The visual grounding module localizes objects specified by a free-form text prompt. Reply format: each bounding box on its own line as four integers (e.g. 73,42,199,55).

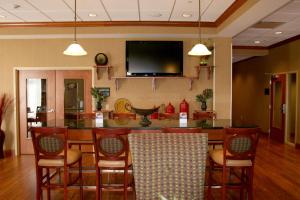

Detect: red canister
179,99,189,117
165,102,175,113
150,106,159,119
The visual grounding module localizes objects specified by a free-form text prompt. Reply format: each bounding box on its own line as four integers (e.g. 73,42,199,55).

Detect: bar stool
208,128,260,200
31,127,83,200
92,128,132,200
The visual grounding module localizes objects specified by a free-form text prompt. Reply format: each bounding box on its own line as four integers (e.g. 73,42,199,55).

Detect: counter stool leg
79,158,83,200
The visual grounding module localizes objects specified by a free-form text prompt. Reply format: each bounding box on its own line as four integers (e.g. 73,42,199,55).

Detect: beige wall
214,38,232,119
233,39,300,144
0,27,232,153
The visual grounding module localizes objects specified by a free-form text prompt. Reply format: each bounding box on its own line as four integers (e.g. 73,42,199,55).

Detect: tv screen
126,41,183,77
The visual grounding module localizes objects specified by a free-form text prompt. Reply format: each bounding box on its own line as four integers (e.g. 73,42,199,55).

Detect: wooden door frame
270,74,286,143
269,71,298,145
285,72,298,146
13,67,95,156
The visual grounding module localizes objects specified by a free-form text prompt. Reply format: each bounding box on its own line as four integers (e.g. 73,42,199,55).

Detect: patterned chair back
92,128,130,161
31,127,67,160
128,132,208,200
161,127,202,133
78,112,96,119
224,128,260,160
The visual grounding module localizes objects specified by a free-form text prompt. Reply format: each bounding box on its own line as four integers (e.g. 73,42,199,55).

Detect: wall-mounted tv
126,41,183,77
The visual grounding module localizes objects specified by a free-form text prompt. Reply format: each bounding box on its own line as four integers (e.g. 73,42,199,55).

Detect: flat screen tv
126,41,183,77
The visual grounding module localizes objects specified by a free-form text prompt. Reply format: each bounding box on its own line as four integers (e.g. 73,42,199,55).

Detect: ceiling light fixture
182,13,192,18
0,15,6,18
188,0,211,56
275,31,282,35
254,40,261,44
150,12,162,17
63,0,87,56
88,13,97,17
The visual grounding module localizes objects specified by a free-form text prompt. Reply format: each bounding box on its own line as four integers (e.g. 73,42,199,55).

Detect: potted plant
90,87,107,111
0,94,13,159
196,89,213,111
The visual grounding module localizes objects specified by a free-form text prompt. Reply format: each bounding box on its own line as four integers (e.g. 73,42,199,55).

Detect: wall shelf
112,76,198,92
94,65,113,80
195,65,215,80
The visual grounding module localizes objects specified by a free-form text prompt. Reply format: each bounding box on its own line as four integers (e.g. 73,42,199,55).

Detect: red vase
150,106,159,119
165,102,175,113
180,99,189,117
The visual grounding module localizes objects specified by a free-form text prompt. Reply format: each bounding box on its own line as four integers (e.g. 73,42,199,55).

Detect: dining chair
128,132,208,200
112,112,136,120
158,113,179,120
208,128,260,200
193,111,216,120
92,128,133,200
68,112,95,152
78,112,96,119
31,127,83,200
161,127,202,133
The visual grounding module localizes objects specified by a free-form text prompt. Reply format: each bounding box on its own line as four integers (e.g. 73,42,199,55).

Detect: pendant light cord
74,0,77,42
198,0,201,43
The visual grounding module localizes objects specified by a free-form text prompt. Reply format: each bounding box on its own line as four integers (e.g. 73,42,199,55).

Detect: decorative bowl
126,105,160,127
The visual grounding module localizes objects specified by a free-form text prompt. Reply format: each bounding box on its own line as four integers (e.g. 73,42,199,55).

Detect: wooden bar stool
92,128,132,200
112,112,136,119
68,112,95,153
31,127,83,200
208,128,260,200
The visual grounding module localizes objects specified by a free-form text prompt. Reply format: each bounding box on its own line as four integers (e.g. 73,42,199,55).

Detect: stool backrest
224,128,260,161
92,128,130,162
161,127,202,133
31,127,67,161
78,112,96,119
112,113,136,120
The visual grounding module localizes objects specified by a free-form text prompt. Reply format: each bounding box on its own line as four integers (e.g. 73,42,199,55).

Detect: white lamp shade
188,43,212,56
63,42,87,56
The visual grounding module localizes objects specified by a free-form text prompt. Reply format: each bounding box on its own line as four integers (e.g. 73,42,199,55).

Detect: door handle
281,104,286,114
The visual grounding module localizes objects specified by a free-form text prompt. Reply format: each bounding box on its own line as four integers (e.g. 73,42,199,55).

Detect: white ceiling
0,0,235,23
233,0,300,47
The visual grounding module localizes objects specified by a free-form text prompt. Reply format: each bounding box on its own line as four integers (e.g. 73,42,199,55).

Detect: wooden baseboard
296,143,300,149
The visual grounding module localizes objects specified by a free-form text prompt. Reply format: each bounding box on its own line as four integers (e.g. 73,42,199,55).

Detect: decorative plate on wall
114,98,131,113
95,53,108,65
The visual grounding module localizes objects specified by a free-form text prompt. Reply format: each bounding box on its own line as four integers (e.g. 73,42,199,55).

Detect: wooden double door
270,74,286,143
19,70,92,154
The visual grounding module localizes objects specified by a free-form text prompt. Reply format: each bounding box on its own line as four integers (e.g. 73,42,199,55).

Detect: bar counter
31,118,250,142
36,118,231,129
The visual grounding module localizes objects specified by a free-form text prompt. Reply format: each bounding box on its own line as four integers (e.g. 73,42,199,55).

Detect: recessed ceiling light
182,13,192,18
254,40,261,44
150,13,162,17
275,31,282,35
0,15,6,18
88,13,97,17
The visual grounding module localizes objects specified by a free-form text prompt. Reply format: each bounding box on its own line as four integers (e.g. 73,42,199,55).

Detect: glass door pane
272,81,282,129
64,79,84,119
26,79,47,138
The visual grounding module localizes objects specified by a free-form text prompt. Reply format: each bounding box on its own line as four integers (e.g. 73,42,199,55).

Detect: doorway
270,73,298,144
18,69,92,154
286,73,297,145
270,74,286,143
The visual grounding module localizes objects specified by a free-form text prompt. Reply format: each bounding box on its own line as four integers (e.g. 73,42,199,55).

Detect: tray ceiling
0,0,235,23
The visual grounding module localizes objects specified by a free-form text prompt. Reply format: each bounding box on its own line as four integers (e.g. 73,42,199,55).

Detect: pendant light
63,0,87,56
188,0,211,56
